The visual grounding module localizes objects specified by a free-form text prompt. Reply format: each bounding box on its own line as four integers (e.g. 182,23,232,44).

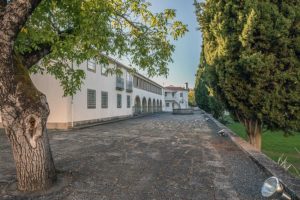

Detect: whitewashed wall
164,89,189,112
32,74,72,124
0,59,165,129
71,62,133,123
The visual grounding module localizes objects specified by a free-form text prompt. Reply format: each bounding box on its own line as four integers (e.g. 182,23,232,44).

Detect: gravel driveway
0,112,268,199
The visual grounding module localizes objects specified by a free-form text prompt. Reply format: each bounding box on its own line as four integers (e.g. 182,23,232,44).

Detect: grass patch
223,116,300,177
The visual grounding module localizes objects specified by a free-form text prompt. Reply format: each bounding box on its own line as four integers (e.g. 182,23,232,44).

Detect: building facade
0,57,164,129
164,85,189,112
132,73,163,115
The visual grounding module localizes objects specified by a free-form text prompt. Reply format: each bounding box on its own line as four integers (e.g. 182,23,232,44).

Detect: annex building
164,85,189,112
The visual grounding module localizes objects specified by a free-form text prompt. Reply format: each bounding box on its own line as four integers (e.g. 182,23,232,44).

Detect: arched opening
153,99,156,112
156,99,159,112
134,96,141,115
142,97,147,113
148,98,152,113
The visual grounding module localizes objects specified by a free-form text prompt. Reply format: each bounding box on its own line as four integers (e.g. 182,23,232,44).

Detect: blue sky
148,0,203,88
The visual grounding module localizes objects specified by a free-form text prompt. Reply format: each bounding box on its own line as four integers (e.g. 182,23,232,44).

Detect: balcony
126,81,133,93
116,77,124,91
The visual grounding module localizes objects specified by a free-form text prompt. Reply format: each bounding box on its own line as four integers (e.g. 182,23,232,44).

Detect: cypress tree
195,0,300,150
195,45,224,119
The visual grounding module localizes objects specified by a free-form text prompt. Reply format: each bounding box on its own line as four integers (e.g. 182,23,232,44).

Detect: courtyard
0,112,268,200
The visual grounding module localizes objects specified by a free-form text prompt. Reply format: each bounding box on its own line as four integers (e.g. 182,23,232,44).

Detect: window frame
127,95,131,108
101,63,108,76
101,91,108,108
87,60,96,72
87,89,96,109
117,94,122,108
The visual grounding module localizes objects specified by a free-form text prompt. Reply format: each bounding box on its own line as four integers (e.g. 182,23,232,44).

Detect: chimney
185,82,188,90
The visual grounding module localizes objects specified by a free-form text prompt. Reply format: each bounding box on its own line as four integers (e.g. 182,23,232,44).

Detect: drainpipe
71,60,74,128
71,95,74,128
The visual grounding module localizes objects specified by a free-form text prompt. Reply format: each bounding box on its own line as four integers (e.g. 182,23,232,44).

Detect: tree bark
0,55,56,191
5,118,56,191
0,0,56,192
245,119,262,151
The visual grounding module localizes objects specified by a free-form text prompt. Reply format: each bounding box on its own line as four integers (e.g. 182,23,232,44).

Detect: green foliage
188,90,197,107
195,0,300,133
15,0,188,96
225,115,300,176
194,49,224,119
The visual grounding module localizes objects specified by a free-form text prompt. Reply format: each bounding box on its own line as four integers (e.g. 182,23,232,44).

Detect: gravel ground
0,112,268,199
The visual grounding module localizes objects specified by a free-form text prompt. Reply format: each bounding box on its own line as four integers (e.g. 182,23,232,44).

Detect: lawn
224,116,300,177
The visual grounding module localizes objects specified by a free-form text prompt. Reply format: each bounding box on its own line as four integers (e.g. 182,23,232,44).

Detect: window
133,76,138,87
101,91,108,108
101,63,108,76
127,95,131,108
126,72,132,82
180,93,183,97
87,60,96,72
87,89,96,109
172,92,175,97
166,103,169,107
165,92,167,97
117,94,122,108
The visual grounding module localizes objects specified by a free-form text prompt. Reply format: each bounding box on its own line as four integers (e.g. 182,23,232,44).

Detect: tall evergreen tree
195,48,210,112
195,46,224,119
195,0,300,150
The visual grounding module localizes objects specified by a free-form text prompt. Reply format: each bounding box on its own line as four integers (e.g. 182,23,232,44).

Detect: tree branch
21,27,75,69
22,44,51,69
114,12,140,31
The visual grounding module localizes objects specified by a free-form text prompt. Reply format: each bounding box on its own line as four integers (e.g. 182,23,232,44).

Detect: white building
0,57,164,129
164,85,189,112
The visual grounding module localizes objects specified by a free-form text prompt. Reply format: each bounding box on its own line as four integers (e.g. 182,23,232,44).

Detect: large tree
195,0,300,150
194,48,224,119
0,0,187,192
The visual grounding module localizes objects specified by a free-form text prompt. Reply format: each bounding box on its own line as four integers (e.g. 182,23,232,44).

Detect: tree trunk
0,0,55,192
0,56,56,192
245,119,262,151
5,121,56,191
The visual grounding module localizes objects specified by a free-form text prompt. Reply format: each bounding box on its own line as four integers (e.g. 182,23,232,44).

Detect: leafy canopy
195,0,300,133
15,0,188,95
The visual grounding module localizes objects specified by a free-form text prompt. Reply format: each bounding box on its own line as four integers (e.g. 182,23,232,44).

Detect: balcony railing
116,77,124,91
126,81,133,93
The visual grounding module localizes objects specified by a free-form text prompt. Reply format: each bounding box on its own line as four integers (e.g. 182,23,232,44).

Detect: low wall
0,115,133,130
204,112,300,199
172,109,194,115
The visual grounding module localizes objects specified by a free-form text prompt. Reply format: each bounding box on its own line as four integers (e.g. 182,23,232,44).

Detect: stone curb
70,112,163,130
204,113,300,199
